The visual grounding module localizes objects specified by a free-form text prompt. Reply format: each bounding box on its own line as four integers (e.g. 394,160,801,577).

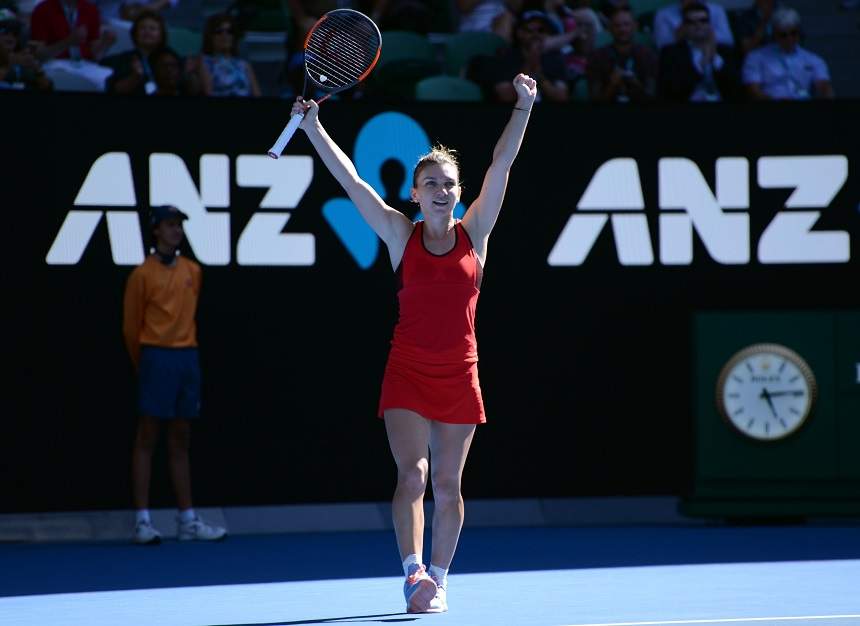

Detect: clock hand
766,390,805,398
759,387,779,418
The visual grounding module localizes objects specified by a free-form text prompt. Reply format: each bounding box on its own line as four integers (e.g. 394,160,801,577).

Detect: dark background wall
3,92,859,513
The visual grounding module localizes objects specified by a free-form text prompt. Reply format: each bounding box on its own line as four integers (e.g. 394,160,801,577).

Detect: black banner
4,92,859,512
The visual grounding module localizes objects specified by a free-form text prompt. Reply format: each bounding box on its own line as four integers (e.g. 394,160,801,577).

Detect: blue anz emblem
322,112,465,269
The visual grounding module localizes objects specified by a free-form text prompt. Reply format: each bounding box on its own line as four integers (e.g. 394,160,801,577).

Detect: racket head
302,9,382,97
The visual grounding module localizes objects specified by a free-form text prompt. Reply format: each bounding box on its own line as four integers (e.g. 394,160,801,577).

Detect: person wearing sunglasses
197,12,261,97
742,7,833,100
657,2,741,102
653,0,734,50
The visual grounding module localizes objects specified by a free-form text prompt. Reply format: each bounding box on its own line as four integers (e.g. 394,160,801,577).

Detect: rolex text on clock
715,343,818,442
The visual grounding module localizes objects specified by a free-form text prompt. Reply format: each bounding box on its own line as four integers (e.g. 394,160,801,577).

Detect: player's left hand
513,73,537,109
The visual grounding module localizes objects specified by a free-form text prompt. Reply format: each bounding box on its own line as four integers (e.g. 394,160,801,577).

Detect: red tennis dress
378,221,486,424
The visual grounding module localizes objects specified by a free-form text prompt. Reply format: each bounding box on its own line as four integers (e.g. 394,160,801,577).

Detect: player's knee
430,472,462,507
397,460,429,497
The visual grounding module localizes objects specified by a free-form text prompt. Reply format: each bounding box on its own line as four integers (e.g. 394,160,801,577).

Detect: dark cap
149,205,189,226
518,10,559,33
0,8,21,32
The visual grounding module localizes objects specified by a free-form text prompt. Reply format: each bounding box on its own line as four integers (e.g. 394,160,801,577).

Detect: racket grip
268,112,305,159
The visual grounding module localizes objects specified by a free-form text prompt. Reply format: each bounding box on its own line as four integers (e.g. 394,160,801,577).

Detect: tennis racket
267,9,382,159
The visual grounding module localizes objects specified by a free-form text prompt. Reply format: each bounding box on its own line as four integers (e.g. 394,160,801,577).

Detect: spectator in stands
587,6,657,102
732,0,779,57
522,0,578,51
568,6,602,74
570,0,604,33
742,7,834,99
0,7,53,89
29,0,117,60
455,0,517,42
197,12,260,97
124,205,227,545
469,9,569,102
101,9,169,94
653,0,733,49
149,44,197,94
658,1,741,102
521,0,585,86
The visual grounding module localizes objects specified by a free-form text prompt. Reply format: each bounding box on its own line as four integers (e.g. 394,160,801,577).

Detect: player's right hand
293,97,319,130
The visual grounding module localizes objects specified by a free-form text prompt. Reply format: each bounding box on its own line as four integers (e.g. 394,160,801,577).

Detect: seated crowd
0,0,840,101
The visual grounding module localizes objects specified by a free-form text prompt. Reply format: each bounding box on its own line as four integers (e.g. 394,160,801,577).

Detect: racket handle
268,112,305,159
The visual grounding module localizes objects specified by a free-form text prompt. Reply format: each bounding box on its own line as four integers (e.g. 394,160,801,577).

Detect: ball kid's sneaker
403,564,437,613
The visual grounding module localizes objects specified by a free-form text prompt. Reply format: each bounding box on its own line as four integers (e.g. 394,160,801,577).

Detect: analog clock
716,343,817,442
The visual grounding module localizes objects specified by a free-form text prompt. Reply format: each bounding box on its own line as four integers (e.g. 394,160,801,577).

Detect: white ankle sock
402,553,421,576
178,508,197,523
429,564,448,588
135,509,151,524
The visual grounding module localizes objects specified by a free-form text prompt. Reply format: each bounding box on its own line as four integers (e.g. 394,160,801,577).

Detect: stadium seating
442,31,508,77
415,75,483,101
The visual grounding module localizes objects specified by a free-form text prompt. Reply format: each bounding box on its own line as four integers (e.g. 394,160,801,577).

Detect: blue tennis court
2,524,859,626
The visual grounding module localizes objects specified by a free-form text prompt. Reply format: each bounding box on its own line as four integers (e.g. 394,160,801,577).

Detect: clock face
716,344,817,442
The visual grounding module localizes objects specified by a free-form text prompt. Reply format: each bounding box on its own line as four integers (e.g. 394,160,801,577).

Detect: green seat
168,27,203,57
442,31,508,77
372,58,441,99
415,75,483,101
378,30,436,68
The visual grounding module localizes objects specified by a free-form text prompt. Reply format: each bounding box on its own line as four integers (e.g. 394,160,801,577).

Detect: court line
560,615,860,626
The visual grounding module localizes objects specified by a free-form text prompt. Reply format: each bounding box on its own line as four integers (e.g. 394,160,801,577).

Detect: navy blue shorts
138,346,201,419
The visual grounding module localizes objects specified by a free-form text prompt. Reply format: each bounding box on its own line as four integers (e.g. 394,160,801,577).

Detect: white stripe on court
561,615,860,626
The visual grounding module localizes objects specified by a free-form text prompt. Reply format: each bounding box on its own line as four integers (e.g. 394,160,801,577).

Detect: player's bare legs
384,408,437,612
429,422,475,570
384,409,431,560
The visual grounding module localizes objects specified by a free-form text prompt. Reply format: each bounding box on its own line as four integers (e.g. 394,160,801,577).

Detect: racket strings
306,33,374,83
305,12,380,90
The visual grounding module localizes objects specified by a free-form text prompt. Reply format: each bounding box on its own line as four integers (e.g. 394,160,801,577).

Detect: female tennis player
292,73,536,614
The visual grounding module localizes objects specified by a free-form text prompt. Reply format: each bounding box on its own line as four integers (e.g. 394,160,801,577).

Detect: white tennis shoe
133,520,162,545
427,575,448,613
177,516,227,541
403,564,437,613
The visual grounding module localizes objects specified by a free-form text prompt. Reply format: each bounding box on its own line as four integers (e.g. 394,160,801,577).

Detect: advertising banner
4,92,859,511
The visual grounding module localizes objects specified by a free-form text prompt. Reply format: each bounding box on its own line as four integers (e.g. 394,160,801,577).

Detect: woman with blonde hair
289,73,537,614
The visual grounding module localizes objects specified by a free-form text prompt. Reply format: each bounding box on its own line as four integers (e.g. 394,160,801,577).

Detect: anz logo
46,114,850,268
46,112,463,269
548,156,850,266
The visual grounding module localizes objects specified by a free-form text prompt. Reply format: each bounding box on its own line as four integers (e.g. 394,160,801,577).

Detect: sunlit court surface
2,524,859,626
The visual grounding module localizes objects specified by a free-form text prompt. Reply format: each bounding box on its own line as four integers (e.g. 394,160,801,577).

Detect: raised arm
462,74,536,261
294,99,413,265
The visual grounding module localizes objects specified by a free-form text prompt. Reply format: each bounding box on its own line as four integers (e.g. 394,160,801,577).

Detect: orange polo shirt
123,255,201,368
